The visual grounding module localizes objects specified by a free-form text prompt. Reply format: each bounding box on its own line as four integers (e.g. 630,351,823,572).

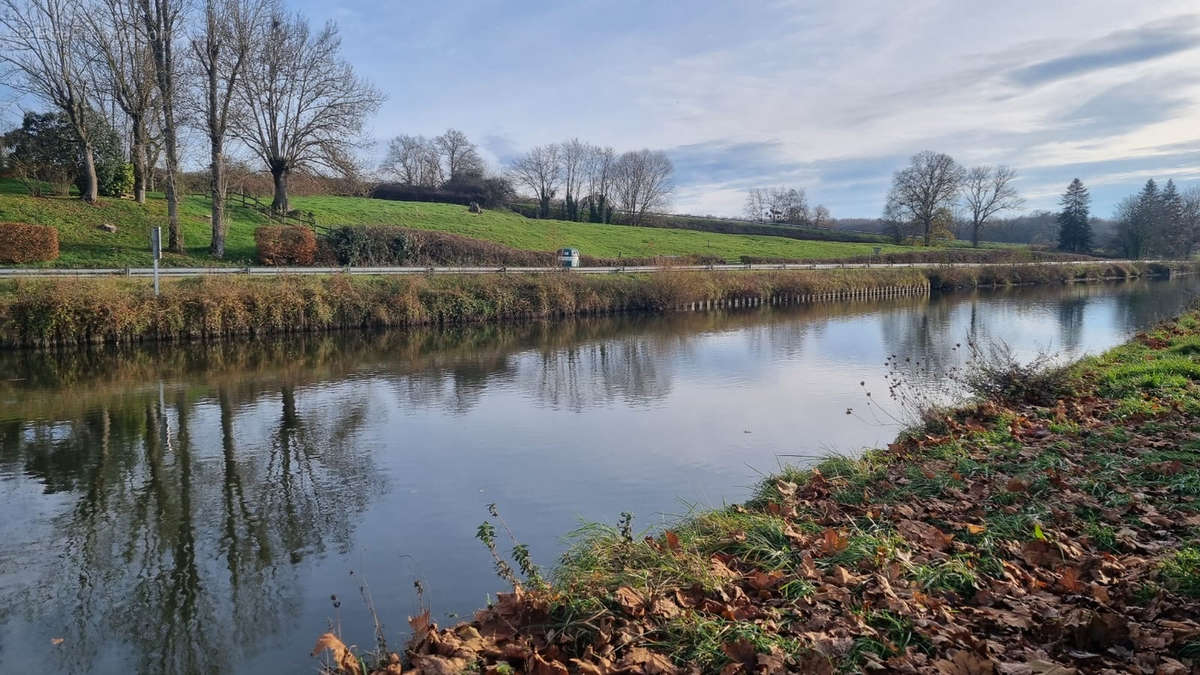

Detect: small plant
955,339,1071,407
476,504,546,589
1160,547,1200,597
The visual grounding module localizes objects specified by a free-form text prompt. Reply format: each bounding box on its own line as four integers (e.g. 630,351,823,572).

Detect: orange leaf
664,530,681,554
312,632,362,675
821,528,849,554
966,524,986,535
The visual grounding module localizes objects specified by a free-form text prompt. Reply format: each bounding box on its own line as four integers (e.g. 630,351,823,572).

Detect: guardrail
0,260,1173,278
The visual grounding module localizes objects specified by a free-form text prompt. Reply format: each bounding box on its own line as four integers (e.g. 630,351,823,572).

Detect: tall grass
0,261,1185,348
0,269,932,347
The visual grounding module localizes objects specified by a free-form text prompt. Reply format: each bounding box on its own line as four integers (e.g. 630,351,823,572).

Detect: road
0,259,1165,278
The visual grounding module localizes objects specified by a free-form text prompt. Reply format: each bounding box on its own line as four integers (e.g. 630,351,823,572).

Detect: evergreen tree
1161,179,1184,252
1057,178,1091,252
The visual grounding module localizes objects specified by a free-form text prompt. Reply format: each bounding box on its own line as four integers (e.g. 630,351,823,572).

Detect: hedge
0,223,60,263
255,226,316,265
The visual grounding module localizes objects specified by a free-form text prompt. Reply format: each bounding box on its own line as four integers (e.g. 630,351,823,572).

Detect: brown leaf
966,523,986,535
1005,477,1029,492
748,569,785,591
898,519,954,551
664,530,681,553
621,646,681,674
410,653,470,675
311,632,362,675
529,651,570,675
50,637,64,646
1020,539,1063,568
613,586,645,617
933,649,996,674
1057,566,1083,593
820,528,849,554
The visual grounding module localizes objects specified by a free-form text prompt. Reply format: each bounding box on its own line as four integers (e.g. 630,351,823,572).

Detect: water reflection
0,278,1196,674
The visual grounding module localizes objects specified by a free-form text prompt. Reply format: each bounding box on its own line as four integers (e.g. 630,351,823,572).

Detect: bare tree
0,0,101,202
613,149,673,225
582,144,615,223
962,165,1023,247
433,128,481,181
87,0,158,203
232,10,383,214
812,204,831,229
190,0,265,258
137,0,185,251
885,151,964,246
560,138,586,220
744,188,766,222
508,143,560,218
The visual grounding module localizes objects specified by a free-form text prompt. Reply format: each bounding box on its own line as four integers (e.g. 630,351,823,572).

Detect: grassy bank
329,308,1200,674
0,262,1186,348
0,180,920,267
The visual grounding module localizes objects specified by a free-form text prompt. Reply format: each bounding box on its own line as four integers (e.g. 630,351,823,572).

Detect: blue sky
8,0,1200,219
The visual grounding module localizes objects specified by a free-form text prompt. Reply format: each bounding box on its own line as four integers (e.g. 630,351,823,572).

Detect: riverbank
324,307,1200,674
0,261,1188,348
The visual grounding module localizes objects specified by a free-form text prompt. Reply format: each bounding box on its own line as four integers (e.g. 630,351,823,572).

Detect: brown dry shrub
0,223,59,263
255,226,316,266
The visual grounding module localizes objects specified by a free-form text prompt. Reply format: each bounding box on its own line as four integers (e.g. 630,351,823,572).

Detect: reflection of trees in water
0,379,377,674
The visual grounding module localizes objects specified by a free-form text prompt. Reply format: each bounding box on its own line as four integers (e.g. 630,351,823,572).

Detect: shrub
254,226,316,265
321,226,552,267
0,222,59,263
956,340,1071,406
325,226,407,266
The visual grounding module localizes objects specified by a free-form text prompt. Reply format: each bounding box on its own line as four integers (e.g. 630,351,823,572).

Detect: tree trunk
270,161,289,214
209,137,226,258
131,114,147,204
80,143,99,203
971,219,981,247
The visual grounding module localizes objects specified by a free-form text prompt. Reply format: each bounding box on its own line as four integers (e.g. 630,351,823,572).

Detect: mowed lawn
0,180,914,267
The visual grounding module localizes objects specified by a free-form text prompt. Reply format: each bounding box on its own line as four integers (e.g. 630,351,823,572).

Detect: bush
0,222,59,263
321,226,552,267
325,226,407,266
955,340,1071,406
255,226,316,265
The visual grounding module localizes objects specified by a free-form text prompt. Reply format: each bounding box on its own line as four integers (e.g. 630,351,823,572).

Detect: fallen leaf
312,632,362,675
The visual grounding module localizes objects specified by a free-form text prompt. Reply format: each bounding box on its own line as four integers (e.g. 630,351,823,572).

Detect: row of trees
379,130,676,226
0,0,382,256
883,151,1024,247
742,187,831,227
507,141,673,225
1113,179,1200,258
379,129,483,187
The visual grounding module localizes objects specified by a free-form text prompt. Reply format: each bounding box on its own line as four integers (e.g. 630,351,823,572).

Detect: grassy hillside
0,180,917,267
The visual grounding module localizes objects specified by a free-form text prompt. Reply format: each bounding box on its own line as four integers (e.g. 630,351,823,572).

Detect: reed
0,262,1185,348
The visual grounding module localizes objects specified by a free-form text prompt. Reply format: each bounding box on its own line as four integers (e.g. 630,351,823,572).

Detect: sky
7,0,1200,219
283,0,1200,219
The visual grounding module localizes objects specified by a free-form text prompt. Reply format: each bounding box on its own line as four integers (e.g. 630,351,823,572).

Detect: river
0,277,1196,673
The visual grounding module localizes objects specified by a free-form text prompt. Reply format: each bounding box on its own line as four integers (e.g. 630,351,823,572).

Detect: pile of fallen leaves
317,319,1200,674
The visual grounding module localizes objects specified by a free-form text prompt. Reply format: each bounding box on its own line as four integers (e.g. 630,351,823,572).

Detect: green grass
0,179,920,267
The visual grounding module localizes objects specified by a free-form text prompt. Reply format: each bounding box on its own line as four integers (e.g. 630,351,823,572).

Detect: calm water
0,278,1196,673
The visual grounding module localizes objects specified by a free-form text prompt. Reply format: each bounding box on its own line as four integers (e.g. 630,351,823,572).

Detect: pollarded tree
1057,178,1091,253
962,165,1023,247
885,151,964,246
0,0,101,202
233,10,383,214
